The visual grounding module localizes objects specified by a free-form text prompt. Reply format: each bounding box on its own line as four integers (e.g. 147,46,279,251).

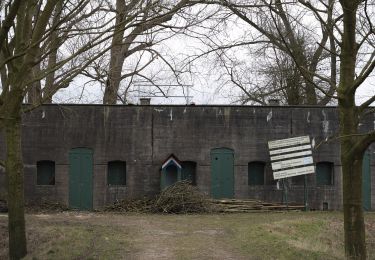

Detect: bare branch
0,0,22,49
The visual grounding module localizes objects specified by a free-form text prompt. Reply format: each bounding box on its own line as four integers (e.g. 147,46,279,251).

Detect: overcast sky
53,2,375,106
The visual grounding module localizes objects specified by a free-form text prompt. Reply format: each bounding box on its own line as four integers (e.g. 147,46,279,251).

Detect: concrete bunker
0,105,373,211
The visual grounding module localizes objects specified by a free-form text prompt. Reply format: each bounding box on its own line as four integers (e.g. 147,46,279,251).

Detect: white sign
269,144,312,155
268,136,310,149
268,136,314,180
271,156,313,171
271,150,312,161
273,166,315,179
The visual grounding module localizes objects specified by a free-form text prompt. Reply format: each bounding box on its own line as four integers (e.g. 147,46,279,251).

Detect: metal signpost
133,82,193,105
268,136,315,211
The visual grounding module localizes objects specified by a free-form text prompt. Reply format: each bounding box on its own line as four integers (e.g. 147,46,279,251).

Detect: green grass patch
1,212,375,259
218,212,345,259
23,220,133,260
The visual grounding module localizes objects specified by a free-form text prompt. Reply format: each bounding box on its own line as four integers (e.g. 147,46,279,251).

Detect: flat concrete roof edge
22,103,347,109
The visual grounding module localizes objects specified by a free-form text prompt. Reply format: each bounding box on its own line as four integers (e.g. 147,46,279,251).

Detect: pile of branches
104,181,213,214
104,198,154,213
152,180,212,214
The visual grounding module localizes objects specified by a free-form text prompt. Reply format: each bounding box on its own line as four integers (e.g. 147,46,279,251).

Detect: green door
362,152,371,211
211,148,234,199
69,148,93,210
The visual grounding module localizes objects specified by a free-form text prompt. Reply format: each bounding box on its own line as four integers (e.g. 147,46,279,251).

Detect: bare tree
23,0,112,105
336,1,375,258
260,45,305,105
190,0,337,105
101,0,201,104
0,1,116,258
212,34,317,105
205,0,375,258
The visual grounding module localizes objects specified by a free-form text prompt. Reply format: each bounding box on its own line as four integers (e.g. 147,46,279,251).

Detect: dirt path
17,213,247,259
2,212,360,259
117,215,247,260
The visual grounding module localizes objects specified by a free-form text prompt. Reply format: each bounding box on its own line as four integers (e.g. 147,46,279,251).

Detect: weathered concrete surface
0,105,374,210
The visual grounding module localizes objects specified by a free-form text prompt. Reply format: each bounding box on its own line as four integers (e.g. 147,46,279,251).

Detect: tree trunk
26,66,42,104
339,95,366,260
338,1,365,258
103,54,125,105
103,0,126,105
340,102,365,259
4,110,27,259
43,0,64,104
342,151,366,259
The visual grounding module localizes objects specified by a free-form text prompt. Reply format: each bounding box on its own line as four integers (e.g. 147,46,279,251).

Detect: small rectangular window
248,162,265,185
181,161,197,185
108,161,126,186
316,162,334,185
37,161,55,185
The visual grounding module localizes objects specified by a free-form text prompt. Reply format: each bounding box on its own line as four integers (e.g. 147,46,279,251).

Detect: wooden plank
271,156,313,171
273,165,315,179
271,150,312,161
269,144,311,155
268,136,310,149
212,198,305,213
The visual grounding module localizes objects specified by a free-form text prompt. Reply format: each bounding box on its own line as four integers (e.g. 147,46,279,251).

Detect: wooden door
211,148,234,199
69,148,93,210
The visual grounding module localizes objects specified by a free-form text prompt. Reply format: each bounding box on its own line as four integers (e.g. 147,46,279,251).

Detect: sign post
282,178,289,208
268,136,314,211
304,175,309,211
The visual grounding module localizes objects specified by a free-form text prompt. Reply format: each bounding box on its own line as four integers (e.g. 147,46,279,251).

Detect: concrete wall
0,104,374,210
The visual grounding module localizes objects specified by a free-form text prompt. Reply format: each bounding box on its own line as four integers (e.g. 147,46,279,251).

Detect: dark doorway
165,164,178,187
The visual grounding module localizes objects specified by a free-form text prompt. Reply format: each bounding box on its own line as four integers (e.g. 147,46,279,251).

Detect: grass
225,214,343,259
1,212,375,259
20,214,135,260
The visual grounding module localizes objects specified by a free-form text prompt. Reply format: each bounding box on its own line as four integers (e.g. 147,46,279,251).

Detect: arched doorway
160,154,182,190
165,164,178,187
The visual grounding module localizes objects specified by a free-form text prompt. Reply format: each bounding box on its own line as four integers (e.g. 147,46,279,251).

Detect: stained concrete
0,104,374,210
